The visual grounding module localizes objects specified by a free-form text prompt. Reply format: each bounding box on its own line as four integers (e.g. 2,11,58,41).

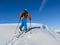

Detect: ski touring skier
5,10,31,45
19,9,31,33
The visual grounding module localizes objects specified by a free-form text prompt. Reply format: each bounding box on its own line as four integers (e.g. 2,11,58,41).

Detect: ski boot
19,27,22,32
24,30,27,33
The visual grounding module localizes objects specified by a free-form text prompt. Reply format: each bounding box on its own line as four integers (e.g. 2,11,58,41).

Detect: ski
5,27,33,45
5,31,24,45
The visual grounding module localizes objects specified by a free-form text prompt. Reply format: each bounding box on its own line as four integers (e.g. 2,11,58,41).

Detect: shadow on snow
27,26,40,32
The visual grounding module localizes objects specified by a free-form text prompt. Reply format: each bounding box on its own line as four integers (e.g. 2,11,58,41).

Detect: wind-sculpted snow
0,23,60,45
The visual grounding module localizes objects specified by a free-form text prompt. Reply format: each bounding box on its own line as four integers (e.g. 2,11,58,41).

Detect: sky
0,0,60,29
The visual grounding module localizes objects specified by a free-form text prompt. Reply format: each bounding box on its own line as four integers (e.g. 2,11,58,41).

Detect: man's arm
27,13,31,20
19,12,23,19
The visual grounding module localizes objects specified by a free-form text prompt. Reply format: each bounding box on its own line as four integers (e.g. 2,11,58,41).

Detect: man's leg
24,23,27,33
19,23,23,31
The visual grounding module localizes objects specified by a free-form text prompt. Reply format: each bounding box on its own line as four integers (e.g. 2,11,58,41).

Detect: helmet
24,9,28,13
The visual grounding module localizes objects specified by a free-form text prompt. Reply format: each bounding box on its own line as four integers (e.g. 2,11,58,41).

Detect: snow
54,29,60,37
0,23,60,45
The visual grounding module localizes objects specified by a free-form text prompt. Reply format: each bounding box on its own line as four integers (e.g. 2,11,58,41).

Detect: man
19,9,31,33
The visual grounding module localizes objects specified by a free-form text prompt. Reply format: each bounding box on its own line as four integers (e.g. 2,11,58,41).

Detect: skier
19,9,31,33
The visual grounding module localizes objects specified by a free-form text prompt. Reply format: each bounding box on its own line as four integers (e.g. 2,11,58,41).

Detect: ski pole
30,20,32,34
30,20,31,27
15,19,20,34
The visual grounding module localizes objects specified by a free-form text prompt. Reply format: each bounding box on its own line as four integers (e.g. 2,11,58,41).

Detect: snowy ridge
54,29,60,37
0,23,60,45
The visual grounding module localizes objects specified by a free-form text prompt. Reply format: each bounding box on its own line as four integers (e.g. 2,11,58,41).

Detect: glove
29,18,31,23
29,18,31,20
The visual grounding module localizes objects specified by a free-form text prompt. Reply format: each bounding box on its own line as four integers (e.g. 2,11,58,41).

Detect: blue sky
0,0,60,29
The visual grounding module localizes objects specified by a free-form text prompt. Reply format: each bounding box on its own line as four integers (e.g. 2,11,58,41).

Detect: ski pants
20,17,27,30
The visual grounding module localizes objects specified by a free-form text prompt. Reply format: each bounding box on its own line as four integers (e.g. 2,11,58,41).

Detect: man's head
24,9,28,13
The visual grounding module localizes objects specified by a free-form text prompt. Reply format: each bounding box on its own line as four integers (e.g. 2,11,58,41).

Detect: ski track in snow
0,23,60,45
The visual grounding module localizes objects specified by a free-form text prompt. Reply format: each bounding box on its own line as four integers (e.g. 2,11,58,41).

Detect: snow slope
0,23,60,45
54,29,60,36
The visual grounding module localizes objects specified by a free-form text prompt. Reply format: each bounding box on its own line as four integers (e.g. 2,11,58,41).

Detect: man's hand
29,18,31,21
